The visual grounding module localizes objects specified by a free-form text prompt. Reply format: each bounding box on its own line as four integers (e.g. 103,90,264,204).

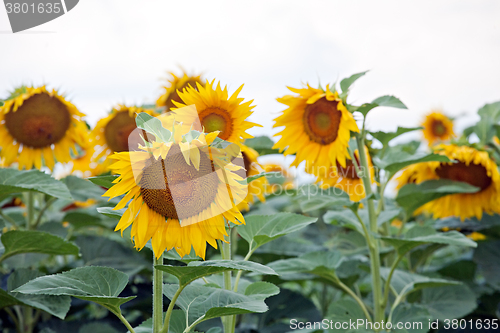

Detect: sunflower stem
26,192,35,230
356,133,384,328
220,230,234,333
153,253,163,333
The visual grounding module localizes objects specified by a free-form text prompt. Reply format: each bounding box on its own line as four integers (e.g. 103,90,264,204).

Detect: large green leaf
4,269,71,319
0,230,79,263
395,180,479,217
421,285,477,320
155,260,277,286
356,95,407,116
473,240,500,288
13,266,135,314
244,136,280,155
324,210,365,235
62,175,105,201
0,169,72,200
298,185,351,212
88,175,119,189
268,251,343,282
237,213,317,252
370,127,422,148
380,268,460,296
474,101,500,144
340,71,368,93
96,207,125,220
391,304,431,333
375,151,452,177
63,210,108,229
327,299,374,333
381,230,476,256
163,283,278,326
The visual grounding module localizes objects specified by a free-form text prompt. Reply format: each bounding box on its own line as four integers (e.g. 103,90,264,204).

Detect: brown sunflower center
104,111,140,152
303,97,342,145
165,79,201,111
436,162,492,191
4,93,71,148
139,145,219,220
199,107,233,140
336,156,360,180
432,120,447,137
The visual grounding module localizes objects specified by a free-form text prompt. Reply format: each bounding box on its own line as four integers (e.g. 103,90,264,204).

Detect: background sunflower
237,144,267,211
156,70,204,112
422,111,454,146
0,86,88,171
273,84,359,176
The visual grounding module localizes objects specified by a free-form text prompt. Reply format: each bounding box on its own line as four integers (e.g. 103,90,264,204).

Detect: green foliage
0,230,79,263
14,266,135,314
88,175,119,189
396,179,480,217
0,169,73,200
340,71,368,93
375,150,452,178
355,95,407,116
244,136,280,155
370,127,422,148
62,175,105,201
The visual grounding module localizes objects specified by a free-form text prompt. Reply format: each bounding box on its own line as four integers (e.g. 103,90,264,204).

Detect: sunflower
156,70,204,112
262,163,294,194
91,105,154,171
273,84,359,176
170,80,260,145
396,144,500,220
103,118,247,259
237,145,267,211
313,146,375,201
0,86,88,170
71,145,106,178
422,111,454,146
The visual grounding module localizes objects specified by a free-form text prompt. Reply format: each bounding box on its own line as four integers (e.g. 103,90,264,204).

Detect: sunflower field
1,70,500,333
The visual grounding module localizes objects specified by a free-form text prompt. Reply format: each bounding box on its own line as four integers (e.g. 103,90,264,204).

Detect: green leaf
244,136,280,155
0,169,72,200
244,281,280,300
374,150,452,177
474,101,500,144
237,213,317,252
245,171,280,184
327,299,373,333
381,231,477,256
268,251,343,282
324,210,365,235
340,71,368,93
0,230,79,263
473,240,500,288
370,127,422,147
128,310,187,333
155,260,277,286
96,207,124,220
380,268,460,296
0,269,71,319
298,185,352,212
63,210,108,229
13,266,135,314
395,180,480,217
391,304,431,333
62,175,105,201
88,175,119,189
421,285,477,320
163,284,277,326
135,112,172,142
356,95,407,116
79,323,121,333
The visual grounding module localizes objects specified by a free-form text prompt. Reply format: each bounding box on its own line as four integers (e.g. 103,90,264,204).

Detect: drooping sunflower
397,144,500,220
313,146,375,201
91,105,154,170
237,145,267,211
0,86,88,170
273,84,359,176
103,117,247,259
170,80,260,145
156,70,204,112
262,163,294,195
422,111,454,146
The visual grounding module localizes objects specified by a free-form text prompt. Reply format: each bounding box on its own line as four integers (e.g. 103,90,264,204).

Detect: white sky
1,0,500,143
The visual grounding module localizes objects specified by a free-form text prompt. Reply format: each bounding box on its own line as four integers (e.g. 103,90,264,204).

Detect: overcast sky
1,0,500,143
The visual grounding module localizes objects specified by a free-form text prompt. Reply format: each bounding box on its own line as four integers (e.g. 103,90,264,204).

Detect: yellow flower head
397,144,500,220
237,145,267,211
273,84,359,177
0,85,88,170
262,163,294,195
170,80,260,145
103,113,247,259
156,70,204,112
312,146,375,202
422,111,454,146
90,105,155,172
